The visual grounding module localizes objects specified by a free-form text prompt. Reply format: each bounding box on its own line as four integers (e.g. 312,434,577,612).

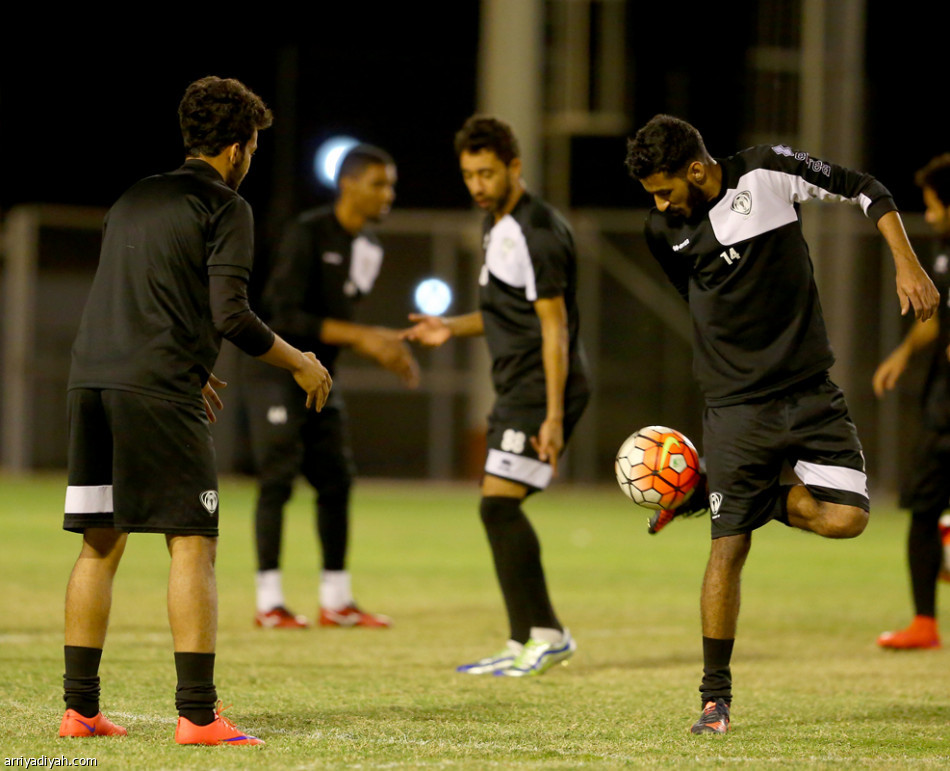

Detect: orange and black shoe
59,709,127,737
649,469,710,535
690,698,730,735
175,702,264,746
254,606,310,629
877,615,941,650
319,603,392,628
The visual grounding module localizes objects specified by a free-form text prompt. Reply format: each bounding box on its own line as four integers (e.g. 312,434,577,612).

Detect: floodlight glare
314,136,360,187
414,278,453,316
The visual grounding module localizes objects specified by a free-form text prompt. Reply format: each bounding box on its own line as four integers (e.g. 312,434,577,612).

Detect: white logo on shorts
709,492,723,519
199,490,219,515
267,406,288,425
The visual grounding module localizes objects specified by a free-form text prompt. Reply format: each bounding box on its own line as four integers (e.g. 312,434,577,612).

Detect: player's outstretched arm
877,211,940,320
872,316,939,398
401,311,484,347
257,335,332,411
321,318,420,388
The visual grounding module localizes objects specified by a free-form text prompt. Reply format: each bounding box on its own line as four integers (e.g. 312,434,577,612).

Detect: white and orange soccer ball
614,425,701,510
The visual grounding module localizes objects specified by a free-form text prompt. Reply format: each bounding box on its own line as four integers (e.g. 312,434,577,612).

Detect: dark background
1,3,945,221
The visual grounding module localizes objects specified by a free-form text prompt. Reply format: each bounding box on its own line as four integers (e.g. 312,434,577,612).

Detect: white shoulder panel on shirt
350,236,383,294
484,215,537,300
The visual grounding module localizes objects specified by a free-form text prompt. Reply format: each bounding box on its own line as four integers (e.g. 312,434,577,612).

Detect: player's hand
530,417,564,477
871,347,910,398
293,352,332,411
356,328,421,388
896,261,939,321
401,314,452,347
201,373,227,423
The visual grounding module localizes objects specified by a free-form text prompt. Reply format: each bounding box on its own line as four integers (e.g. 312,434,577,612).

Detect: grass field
1,473,948,769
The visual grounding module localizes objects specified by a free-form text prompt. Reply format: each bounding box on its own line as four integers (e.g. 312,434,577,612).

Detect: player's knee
820,505,868,539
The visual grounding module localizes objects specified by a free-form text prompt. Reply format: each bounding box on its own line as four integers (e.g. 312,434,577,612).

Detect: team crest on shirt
199,490,219,515
709,492,723,519
731,191,752,216
935,254,948,274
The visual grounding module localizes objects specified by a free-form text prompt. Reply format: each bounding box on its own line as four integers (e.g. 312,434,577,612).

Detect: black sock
64,645,103,718
317,485,350,572
909,506,944,618
174,652,217,726
480,496,560,643
700,636,734,704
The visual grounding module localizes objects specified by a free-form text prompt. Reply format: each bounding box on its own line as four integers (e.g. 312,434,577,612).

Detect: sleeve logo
199,490,219,515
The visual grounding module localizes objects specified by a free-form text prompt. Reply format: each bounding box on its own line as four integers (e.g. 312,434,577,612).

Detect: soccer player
624,114,939,734
60,76,332,744
402,115,590,677
875,153,950,650
246,144,418,630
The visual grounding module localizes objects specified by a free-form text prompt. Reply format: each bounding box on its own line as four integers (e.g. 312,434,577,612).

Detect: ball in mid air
615,425,701,510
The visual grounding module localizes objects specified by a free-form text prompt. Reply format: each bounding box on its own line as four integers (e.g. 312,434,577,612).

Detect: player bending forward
625,115,938,734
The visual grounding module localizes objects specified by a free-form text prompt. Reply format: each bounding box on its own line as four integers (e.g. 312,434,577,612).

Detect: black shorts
64,388,219,536
484,393,589,491
244,363,354,491
899,427,950,513
704,374,869,538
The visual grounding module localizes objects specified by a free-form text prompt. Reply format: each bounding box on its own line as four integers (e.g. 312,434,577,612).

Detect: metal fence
0,204,931,497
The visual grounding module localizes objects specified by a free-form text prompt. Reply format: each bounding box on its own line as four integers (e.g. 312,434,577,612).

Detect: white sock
256,569,284,613
529,626,565,645
320,570,352,610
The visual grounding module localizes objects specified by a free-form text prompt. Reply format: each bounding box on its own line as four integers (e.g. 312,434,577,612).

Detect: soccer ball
615,426,701,510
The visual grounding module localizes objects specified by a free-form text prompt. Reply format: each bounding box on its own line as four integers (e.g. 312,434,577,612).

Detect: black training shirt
478,191,589,405
644,144,897,406
69,159,273,405
260,206,383,376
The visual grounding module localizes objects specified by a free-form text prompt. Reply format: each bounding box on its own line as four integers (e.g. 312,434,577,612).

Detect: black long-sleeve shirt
644,144,897,406
69,159,274,405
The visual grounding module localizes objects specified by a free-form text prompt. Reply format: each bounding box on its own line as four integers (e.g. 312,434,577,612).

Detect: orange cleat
254,606,310,629
59,709,127,737
175,702,263,745
877,615,941,649
319,603,392,628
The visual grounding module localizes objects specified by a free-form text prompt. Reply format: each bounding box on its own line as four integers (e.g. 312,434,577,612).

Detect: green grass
1,473,948,768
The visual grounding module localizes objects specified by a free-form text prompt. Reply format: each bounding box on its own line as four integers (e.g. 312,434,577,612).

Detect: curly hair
454,115,520,165
179,76,273,157
625,114,710,180
915,153,950,207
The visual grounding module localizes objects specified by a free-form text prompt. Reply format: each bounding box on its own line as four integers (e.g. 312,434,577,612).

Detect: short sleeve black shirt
478,191,589,405
69,160,256,404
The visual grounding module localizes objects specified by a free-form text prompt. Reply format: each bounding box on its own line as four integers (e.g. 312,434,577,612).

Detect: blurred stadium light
314,136,360,188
